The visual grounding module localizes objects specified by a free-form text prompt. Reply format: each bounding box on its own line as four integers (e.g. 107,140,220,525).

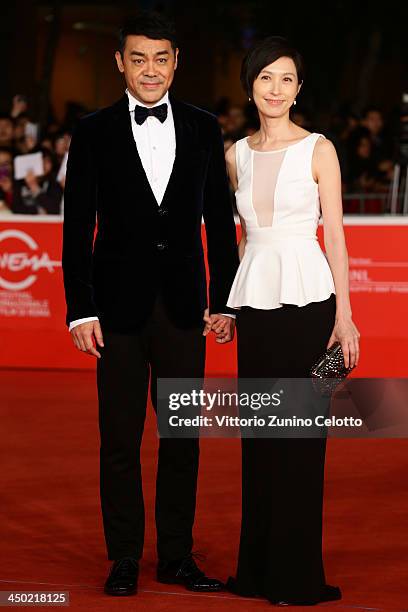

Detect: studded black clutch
310,342,355,397
310,341,354,379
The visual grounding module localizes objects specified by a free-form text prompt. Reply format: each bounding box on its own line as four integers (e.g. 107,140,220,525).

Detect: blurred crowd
0,95,71,216
0,93,401,216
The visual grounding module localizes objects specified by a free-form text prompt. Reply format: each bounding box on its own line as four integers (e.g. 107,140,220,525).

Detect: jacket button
158,207,167,215
156,241,167,250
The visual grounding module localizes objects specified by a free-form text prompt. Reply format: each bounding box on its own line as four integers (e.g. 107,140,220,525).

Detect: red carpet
1,368,407,611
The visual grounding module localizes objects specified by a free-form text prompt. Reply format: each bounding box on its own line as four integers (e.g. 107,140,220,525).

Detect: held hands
71,312,233,357
202,309,235,343
327,316,360,369
70,320,104,358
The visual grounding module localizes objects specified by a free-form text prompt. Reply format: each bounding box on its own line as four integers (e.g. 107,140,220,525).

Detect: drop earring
293,99,297,106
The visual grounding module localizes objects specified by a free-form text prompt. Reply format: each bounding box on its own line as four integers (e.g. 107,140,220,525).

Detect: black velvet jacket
62,94,239,332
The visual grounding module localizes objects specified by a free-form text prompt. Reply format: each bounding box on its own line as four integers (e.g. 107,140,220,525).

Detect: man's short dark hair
118,11,177,56
240,36,304,98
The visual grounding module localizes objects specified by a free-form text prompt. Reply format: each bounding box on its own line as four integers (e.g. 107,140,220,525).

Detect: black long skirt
227,293,342,605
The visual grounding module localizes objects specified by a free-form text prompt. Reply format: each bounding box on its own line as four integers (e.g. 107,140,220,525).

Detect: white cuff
221,313,236,319
69,316,99,331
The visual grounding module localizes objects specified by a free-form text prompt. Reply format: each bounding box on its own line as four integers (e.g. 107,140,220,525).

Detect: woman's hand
327,317,360,369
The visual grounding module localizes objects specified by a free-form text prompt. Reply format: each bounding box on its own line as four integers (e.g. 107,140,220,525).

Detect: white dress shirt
128,89,176,205
69,90,234,331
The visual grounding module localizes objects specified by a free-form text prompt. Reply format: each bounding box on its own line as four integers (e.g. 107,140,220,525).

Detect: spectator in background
328,111,360,188
227,105,246,139
291,108,312,130
215,99,249,141
346,129,377,191
346,129,391,194
242,100,260,136
0,146,13,214
53,130,72,165
14,115,38,154
43,121,62,137
343,106,393,195
361,107,394,162
333,110,360,142
215,97,231,135
10,94,28,119
13,114,29,142
223,135,234,154
0,115,14,148
361,107,385,156
40,136,54,151
12,148,63,215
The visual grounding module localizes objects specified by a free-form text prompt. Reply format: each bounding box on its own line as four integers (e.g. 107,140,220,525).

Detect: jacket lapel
160,96,191,209
111,94,158,208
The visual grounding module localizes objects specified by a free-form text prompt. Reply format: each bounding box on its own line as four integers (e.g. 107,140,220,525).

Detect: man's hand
203,310,235,343
70,320,104,358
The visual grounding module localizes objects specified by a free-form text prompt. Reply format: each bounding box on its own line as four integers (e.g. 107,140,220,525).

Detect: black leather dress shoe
157,553,224,592
104,557,139,596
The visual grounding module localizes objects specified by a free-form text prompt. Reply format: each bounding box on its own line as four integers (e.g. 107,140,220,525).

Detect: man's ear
174,48,179,71
115,51,125,73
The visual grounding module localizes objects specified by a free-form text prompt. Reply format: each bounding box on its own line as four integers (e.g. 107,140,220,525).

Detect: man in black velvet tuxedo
62,12,239,597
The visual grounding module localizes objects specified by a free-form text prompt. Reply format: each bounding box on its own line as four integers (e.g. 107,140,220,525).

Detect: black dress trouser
96,294,206,561
230,294,337,603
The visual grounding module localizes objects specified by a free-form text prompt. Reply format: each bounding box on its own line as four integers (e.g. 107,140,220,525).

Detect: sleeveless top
226,133,336,310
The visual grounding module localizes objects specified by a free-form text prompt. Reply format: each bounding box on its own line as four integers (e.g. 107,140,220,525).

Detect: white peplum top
226,133,336,310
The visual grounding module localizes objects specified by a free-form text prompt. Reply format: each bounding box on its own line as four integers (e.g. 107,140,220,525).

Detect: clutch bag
311,341,354,379
310,342,354,396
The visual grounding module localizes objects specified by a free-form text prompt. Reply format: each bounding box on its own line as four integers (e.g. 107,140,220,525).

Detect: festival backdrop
0,218,407,376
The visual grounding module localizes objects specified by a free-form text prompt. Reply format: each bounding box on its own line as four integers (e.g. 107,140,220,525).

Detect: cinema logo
0,229,61,291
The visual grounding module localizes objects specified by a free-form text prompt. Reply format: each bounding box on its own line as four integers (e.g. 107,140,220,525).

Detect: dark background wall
1,0,407,124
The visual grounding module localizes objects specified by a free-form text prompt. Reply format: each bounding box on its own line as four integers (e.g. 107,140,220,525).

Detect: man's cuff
69,316,99,332
221,312,236,319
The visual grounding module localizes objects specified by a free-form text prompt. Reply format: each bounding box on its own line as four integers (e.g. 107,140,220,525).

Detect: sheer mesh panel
252,150,287,227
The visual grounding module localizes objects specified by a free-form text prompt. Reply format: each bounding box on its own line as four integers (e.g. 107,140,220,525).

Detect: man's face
115,35,178,106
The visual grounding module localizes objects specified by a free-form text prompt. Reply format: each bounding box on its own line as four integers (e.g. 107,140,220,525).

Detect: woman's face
252,56,300,120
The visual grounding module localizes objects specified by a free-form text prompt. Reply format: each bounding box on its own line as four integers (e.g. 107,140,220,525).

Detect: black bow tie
134,103,168,125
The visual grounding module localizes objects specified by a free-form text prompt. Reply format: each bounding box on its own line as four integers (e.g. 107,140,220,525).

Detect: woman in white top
219,37,360,605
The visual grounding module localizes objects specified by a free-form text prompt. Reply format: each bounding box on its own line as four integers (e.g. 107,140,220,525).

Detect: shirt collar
126,89,170,112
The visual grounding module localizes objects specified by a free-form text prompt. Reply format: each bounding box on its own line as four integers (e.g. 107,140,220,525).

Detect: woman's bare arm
225,143,246,260
313,137,360,368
